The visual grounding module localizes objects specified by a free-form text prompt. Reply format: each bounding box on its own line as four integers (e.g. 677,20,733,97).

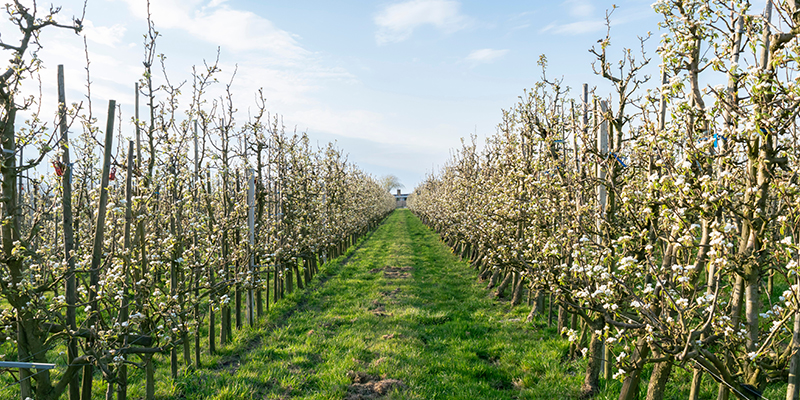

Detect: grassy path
166,209,580,399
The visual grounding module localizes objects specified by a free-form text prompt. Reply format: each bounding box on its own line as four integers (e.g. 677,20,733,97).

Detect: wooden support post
247,168,256,326
58,64,80,400
193,120,201,369
169,161,178,379
134,81,155,400
235,171,242,329
83,99,116,400
595,98,610,382
118,140,134,400
596,100,608,241
206,170,216,355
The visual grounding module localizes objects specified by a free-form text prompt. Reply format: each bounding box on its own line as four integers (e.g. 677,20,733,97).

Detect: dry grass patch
345,370,406,400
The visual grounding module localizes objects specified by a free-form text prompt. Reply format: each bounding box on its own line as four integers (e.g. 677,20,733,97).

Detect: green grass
129,209,585,399
6,209,784,399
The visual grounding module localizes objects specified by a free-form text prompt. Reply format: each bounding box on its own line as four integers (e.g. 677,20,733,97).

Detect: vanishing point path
172,209,576,399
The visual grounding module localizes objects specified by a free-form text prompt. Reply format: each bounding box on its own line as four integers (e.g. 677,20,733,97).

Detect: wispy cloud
465,48,509,63
82,20,127,47
374,0,471,45
206,0,229,8
534,0,605,35
120,0,308,58
564,0,595,18
540,20,605,35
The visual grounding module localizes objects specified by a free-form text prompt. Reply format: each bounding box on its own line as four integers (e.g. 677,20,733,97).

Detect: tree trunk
618,337,650,400
304,257,312,283
645,355,673,400
582,317,605,398
558,305,568,335
478,263,491,280
18,321,32,400
257,262,264,318
105,382,114,400
286,264,294,294
526,303,537,322
570,315,583,360
788,309,800,400
294,261,304,290
273,264,279,304
603,342,612,381
145,354,155,400
535,291,545,314
235,270,242,329
689,370,702,400
221,230,230,345
719,274,744,400
510,275,525,306
494,270,513,298
486,267,500,289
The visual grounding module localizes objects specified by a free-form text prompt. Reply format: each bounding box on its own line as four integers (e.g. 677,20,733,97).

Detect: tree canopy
379,174,404,192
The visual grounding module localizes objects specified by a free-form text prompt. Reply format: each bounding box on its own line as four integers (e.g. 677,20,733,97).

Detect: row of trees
410,1,800,399
0,2,395,399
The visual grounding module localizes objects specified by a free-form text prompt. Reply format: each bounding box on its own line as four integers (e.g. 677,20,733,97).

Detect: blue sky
8,0,667,190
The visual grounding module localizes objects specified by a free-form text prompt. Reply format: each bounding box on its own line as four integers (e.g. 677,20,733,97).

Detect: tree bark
558,305,568,335
787,299,800,400
582,317,605,397
510,274,525,306
494,270,513,298
645,354,673,400
618,337,649,400
486,267,500,289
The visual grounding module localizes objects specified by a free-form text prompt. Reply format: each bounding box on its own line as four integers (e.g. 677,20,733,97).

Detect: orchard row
411,1,800,399
0,2,395,400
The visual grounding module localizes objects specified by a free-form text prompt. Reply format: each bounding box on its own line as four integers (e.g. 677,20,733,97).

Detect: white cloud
374,0,470,45
206,0,229,8
289,105,457,152
540,20,605,35
120,0,307,58
534,0,603,36
221,59,358,110
82,20,127,47
465,48,508,63
189,8,307,57
563,0,595,18
293,107,388,140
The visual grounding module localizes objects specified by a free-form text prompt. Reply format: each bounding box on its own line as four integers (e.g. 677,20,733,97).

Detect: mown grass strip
139,209,595,399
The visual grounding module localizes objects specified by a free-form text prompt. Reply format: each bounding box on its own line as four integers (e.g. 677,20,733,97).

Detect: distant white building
394,189,409,208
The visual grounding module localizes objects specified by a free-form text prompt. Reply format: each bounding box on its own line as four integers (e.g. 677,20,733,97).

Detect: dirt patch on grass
369,266,413,279
476,351,500,365
320,316,359,331
368,300,392,317
384,266,413,279
380,288,401,298
262,382,292,400
381,333,403,339
345,370,406,399
371,357,387,367
217,356,241,374
369,299,384,310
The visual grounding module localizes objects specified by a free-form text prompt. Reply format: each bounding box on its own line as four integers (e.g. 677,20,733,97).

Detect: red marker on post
52,160,65,177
